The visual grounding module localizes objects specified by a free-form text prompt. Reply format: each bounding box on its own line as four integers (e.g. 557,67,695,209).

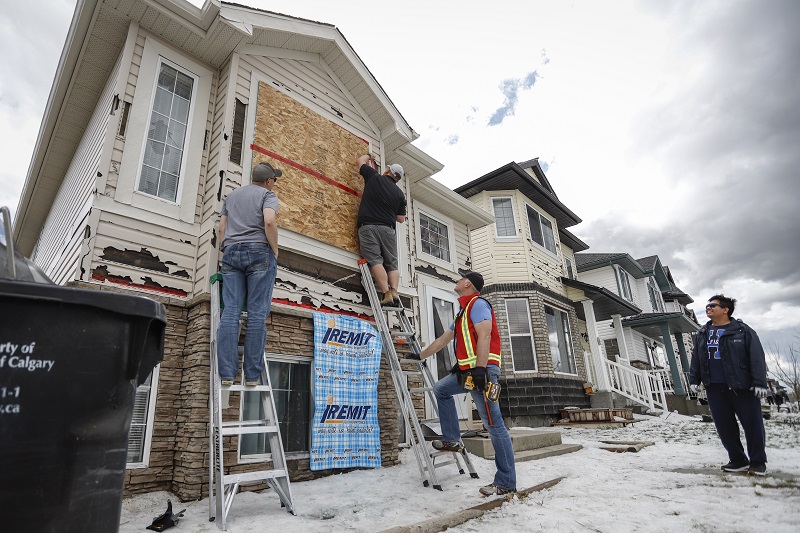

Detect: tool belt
451,364,501,401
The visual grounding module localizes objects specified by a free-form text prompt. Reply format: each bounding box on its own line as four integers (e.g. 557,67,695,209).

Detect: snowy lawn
119,412,800,532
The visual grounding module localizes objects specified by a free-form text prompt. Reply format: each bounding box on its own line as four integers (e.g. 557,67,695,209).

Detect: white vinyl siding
492,197,517,238
137,61,196,202
505,299,537,372
546,305,577,374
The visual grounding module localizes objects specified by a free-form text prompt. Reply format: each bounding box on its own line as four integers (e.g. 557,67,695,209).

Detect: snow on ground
119,412,800,532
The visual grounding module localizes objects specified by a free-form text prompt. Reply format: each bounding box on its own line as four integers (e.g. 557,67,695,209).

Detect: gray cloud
488,72,540,126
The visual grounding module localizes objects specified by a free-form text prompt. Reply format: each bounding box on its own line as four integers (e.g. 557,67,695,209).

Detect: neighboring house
453,158,596,426
573,252,699,411
13,0,493,500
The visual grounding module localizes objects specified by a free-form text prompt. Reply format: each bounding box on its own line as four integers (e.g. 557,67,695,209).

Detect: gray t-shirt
220,184,279,248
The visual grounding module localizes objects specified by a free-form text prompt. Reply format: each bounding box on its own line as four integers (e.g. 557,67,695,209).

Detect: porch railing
604,358,668,412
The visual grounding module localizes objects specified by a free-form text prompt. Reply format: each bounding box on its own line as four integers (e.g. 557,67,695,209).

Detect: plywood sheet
253,82,369,254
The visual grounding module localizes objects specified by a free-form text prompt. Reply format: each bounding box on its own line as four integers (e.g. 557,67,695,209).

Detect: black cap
252,162,283,182
458,269,484,292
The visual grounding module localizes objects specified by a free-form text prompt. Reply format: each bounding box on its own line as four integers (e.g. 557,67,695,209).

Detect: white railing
603,358,668,411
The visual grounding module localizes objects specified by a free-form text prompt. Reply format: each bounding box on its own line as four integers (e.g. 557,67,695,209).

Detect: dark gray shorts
358,225,398,271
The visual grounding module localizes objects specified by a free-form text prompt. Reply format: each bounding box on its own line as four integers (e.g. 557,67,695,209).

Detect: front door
425,286,471,422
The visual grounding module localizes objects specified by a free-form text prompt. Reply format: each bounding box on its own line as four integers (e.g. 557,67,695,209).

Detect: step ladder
357,259,478,490
208,273,294,530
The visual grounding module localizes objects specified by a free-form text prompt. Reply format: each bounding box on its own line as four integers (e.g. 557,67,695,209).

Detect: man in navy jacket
689,294,769,475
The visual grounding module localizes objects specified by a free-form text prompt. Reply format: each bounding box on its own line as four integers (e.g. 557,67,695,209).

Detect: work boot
431,440,464,453
379,290,395,306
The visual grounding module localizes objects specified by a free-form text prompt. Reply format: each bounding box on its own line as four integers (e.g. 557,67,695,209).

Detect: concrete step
463,429,563,459
515,443,583,462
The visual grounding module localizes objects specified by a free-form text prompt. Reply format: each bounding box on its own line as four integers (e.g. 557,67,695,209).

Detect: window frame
126,364,160,469
239,353,314,462
491,196,519,241
614,265,634,302
526,204,557,255
504,298,537,373
647,278,664,312
415,205,456,270
564,257,575,280
545,304,577,375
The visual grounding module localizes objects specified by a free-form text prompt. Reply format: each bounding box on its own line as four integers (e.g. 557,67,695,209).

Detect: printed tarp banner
310,312,382,470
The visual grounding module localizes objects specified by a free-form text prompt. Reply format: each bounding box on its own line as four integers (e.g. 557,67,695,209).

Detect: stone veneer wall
480,282,590,426
69,282,402,501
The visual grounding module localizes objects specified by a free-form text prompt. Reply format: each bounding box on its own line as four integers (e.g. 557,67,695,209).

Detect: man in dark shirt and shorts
356,154,407,305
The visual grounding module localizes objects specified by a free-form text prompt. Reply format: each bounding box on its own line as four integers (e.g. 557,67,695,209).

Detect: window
648,279,663,312
137,61,195,202
545,305,576,374
565,257,575,280
419,212,451,262
117,101,131,137
241,357,312,458
230,98,247,165
505,299,536,371
492,198,517,238
604,339,620,362
614,266,634,302
127,366,159,466
431,296,457,379
526,205,557,254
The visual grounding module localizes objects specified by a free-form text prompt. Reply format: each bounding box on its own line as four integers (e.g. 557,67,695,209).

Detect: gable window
564,257,575,280
614,265,634,302
545,305,576,374
492,197,517,238
137,61,195,202
505,299,536,371
419,212,451,262
127,366,160,466
229,98,247,165
241,356,312,459
648,278,663,312
526,205,557,254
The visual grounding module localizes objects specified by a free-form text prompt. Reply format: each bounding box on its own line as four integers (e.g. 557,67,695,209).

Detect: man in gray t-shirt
216,162,281,386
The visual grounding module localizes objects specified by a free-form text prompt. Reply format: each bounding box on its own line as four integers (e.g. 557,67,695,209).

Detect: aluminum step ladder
208,273,294,530
357,259,478,490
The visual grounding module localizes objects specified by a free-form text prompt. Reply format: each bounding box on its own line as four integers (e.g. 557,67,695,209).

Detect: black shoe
721,460,750,472
747,463,767,476
431,440,464,452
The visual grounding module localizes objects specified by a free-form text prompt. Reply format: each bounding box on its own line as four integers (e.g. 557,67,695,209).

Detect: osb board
253,82,369,254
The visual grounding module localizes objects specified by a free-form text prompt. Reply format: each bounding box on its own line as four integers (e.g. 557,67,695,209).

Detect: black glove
406,353,421,361
472,366,487,391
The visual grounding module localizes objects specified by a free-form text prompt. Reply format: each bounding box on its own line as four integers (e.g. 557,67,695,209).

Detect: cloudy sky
2,0,799,355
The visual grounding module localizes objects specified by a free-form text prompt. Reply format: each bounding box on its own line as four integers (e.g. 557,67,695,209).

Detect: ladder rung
223,469,288,485
391,330,415,337
221,422,279,436
220,384,272,392
401,370,422,376
409,386,434,393
398,358,422,364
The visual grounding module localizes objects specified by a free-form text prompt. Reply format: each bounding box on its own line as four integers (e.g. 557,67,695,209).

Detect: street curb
378,477,564,533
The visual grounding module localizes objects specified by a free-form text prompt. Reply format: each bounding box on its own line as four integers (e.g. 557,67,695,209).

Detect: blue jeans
434,365,516,490
217,243,276,382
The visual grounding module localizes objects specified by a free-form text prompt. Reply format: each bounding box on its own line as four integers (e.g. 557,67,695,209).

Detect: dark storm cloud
576,0,800,343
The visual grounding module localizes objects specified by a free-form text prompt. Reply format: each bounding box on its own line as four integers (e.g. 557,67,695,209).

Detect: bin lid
0,241,53,284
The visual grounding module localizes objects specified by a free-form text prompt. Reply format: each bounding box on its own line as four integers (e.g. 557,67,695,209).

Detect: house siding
31,54,122,283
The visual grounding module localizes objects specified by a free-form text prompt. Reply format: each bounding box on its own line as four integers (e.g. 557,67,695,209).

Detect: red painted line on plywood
250,144,362,198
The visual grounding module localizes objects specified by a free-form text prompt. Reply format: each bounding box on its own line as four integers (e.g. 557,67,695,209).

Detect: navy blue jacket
689,318,767,390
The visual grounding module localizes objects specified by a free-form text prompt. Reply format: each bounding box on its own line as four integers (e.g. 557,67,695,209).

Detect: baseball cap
252,162,283,182
458,269,484,291
388,163,404,180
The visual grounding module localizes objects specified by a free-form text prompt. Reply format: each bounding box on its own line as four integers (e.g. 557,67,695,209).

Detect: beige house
14,0,493,500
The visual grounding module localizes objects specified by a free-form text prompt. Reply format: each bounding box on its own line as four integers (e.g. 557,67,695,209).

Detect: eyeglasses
705,303,720,309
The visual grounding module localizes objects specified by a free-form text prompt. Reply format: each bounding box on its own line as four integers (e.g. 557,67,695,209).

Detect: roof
575,252,647,278
636,255,658,271
14,0,419,254
561,277,641,321
453,161,581,229
559,229,589,252
622,312,700,336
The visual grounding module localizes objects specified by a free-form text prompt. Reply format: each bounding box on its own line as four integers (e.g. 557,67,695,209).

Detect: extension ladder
208,273,294,530
357,259,478,490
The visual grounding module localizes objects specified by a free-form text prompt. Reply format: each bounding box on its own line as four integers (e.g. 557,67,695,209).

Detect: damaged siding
31,55,122,284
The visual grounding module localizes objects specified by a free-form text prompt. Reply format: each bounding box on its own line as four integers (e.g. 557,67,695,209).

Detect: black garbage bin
0,278,167,533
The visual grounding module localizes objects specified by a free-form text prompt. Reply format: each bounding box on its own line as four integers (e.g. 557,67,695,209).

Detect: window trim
415,204,456,270
115,36,211,223
526,204,558,256
648,278,664,312
238,353,314,462
491,196,519,241
126,364,160,469
504,298,538,373
614,265,634,303
564,257,575,280
545,304,578,375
